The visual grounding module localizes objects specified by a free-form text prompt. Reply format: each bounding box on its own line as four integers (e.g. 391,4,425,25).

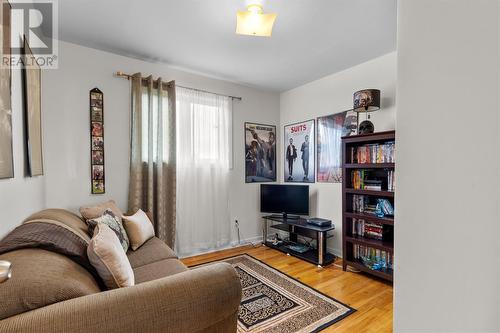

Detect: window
176,88,232,168
141,87,170,162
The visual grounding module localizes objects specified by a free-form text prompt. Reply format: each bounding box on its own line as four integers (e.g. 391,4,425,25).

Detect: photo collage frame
90,88,105,194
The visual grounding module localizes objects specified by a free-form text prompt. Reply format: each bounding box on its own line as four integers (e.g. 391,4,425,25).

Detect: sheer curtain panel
128,73,176,247
175,87,232,256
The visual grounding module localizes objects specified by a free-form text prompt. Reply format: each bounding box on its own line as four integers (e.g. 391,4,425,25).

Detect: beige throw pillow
122,209,155,251
79,199,124,223
87,223,134,289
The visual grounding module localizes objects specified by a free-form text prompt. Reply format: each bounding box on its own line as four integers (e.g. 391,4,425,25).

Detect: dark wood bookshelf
342,130,395,282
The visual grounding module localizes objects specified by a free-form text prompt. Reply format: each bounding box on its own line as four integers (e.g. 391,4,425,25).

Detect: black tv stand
268,213,301,220
262,215,336,267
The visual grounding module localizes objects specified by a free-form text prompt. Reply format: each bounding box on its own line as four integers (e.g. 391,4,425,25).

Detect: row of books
352,195,376,214
350,141,395,164
352,218,383,240
351,170,383,190
352,195,394,216
353,244,393,271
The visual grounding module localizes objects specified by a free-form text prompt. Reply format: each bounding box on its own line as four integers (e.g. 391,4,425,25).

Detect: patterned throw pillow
87,209,129,252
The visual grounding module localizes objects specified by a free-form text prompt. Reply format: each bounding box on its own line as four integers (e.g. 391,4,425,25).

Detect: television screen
260,184,309,216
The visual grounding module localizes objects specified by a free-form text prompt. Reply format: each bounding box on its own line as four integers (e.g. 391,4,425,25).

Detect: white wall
279,52,397,256
395,1,500,332
0,41,280,243
0,58,46,234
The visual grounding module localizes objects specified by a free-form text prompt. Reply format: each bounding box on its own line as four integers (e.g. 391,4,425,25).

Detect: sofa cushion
126,237,177,269
0,249,100,320
79,199,124,224
122,209,155,250
87,224,134,289
133,258,188,284
23,208,91,243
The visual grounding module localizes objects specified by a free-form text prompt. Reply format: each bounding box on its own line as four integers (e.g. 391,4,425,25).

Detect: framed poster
317,110,357,183
245,122,276,183
90,88,105,194
0,0,12,179
22,36,43,176
284,119,315,183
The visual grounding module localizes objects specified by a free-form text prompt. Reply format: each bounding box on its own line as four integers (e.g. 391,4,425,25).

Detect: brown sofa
0,209,242,333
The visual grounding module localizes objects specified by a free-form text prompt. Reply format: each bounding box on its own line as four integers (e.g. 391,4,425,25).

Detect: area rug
194,254,355,333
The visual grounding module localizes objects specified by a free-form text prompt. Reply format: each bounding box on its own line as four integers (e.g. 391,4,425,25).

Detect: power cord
234,220,261,248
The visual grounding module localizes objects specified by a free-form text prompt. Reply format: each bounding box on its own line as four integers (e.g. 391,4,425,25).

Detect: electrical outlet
235,219,239,227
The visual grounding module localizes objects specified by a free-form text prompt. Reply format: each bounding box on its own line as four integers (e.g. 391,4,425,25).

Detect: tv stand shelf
264,241,336,267
269,223,334,237
262,215,336,267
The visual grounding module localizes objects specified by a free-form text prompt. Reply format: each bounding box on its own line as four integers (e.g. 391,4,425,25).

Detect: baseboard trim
178,236,263,259
328,247,342,259
230,235,263,247
179,236,343,260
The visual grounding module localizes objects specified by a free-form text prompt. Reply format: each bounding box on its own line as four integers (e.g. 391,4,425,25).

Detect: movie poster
284,119,315,183
317,110,357,182
245,122,277,183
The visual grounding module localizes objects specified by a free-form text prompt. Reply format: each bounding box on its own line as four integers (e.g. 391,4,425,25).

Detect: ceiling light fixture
236,2,277,37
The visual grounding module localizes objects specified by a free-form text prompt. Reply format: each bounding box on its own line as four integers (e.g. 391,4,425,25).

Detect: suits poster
284,120,315,183
245,123,277,183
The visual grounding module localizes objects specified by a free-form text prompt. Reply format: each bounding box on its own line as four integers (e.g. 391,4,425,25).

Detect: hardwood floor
182,244,393,333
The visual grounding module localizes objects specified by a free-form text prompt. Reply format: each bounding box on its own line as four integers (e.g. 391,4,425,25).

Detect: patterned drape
128,73,176,247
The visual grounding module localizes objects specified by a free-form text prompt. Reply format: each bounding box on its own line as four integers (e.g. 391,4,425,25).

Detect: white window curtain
175,87,232,256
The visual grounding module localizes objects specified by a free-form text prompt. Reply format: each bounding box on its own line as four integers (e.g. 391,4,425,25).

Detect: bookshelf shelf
344,259,393,282
345,235,394,253
344,212,394,225
345,188,394,198
342,130,395,282
344,163,395,169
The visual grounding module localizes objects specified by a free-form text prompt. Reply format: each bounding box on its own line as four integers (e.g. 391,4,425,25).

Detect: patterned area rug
197,254,355,333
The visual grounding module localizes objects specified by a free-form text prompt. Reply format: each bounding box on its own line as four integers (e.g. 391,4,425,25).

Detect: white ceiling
57,0,397,92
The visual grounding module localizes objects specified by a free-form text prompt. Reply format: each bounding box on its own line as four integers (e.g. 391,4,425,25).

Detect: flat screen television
260,184,309,217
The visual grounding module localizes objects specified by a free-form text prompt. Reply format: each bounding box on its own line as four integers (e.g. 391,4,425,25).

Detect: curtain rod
115,71,242,101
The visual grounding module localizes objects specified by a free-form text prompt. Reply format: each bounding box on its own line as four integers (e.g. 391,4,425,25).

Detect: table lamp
353,89,380,134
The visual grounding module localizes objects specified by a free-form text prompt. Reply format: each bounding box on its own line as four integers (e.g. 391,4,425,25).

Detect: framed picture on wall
90,88,105,194
316,110,357,182
284,119,315,183
0,0,13,179
22,35,44,176
244,122,276,183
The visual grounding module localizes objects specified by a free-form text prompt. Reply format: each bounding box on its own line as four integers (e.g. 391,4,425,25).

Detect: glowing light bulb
236,4,277,37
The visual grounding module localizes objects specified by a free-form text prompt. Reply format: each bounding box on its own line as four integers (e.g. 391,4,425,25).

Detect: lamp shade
353,89,380,112
236,4,277,37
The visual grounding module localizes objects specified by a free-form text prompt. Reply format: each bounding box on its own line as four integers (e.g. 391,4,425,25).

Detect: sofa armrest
0,262,242,333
